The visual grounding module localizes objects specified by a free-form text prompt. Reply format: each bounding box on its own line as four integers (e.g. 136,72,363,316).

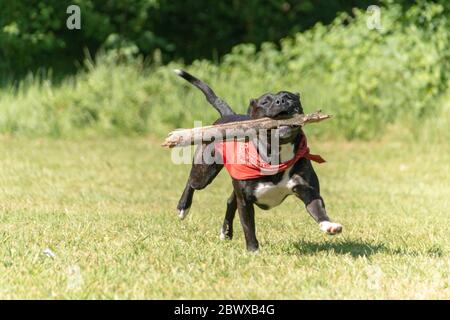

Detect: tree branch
161,111,331,148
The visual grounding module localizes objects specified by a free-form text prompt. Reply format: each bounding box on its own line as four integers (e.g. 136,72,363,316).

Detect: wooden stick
161,111,331,148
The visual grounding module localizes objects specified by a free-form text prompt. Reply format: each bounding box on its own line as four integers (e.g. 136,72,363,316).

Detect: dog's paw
178,208,190,220
219,230,227,241
220,228,232,241
246,245,260,253
319,221,343,235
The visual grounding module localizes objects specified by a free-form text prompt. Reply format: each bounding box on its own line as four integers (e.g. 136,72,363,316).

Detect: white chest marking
253,170,300,209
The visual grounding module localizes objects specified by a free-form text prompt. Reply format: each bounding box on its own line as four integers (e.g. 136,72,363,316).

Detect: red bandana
214,133,325,180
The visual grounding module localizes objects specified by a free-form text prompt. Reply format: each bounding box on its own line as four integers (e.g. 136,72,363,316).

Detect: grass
0,134,448,299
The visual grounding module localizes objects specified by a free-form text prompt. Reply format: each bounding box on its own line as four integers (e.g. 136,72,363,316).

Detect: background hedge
1,0,386,78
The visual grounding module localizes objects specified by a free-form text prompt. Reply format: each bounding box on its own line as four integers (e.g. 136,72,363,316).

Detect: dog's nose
275,98,287,106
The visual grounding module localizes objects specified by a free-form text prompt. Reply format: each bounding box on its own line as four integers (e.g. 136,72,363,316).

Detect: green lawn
0,136,448,299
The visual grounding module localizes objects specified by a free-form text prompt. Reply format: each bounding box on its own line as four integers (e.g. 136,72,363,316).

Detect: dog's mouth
276,110,290,117
275,124,301,140
272,110,298,119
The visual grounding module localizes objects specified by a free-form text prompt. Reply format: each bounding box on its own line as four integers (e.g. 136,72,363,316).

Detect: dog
174,69,342,252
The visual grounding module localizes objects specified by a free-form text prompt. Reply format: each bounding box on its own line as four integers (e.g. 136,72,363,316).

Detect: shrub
0,2,448,140
0,0,379,78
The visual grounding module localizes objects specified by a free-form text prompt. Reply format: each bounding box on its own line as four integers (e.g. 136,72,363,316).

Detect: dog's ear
247,98,259,117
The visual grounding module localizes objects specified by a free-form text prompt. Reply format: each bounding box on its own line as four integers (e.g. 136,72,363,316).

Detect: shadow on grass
293,240,386,258
291,239,442,258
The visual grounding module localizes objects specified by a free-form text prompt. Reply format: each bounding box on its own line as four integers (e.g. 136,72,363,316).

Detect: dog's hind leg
177,144,223,219
177,183,195,219
220,191,236,240
233,180,259,252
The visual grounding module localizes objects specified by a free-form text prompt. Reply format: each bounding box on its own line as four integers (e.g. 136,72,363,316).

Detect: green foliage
0,0,161,77
280,2,450,138
0,0,379,77
0,2,448,139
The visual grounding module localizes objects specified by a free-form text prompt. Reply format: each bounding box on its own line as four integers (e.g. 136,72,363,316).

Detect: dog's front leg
232,180,259,252
292,159,342,235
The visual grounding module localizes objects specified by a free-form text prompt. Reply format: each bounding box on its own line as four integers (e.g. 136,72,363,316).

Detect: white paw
319,221,343,235
178,208,190,220
220,228,232,240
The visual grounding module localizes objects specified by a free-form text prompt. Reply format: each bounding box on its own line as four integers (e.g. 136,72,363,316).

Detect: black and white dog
175,70,342,252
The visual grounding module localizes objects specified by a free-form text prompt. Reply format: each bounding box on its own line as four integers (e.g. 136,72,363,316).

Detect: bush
0,2,448,140
1,0,380,78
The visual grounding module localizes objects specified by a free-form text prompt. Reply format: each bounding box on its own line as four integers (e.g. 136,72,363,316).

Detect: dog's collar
214,132,325,180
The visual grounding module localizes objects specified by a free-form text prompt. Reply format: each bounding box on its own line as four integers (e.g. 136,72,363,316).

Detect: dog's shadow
291,239,428,258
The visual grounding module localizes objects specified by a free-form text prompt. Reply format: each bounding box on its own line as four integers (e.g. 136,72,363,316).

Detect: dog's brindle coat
175,70,342,252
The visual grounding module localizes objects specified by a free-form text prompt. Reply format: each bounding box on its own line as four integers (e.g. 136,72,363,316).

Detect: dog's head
248,91,303,119
248,91,303,142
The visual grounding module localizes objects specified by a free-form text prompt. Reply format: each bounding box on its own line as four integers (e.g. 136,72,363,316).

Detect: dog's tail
174,69,235,117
